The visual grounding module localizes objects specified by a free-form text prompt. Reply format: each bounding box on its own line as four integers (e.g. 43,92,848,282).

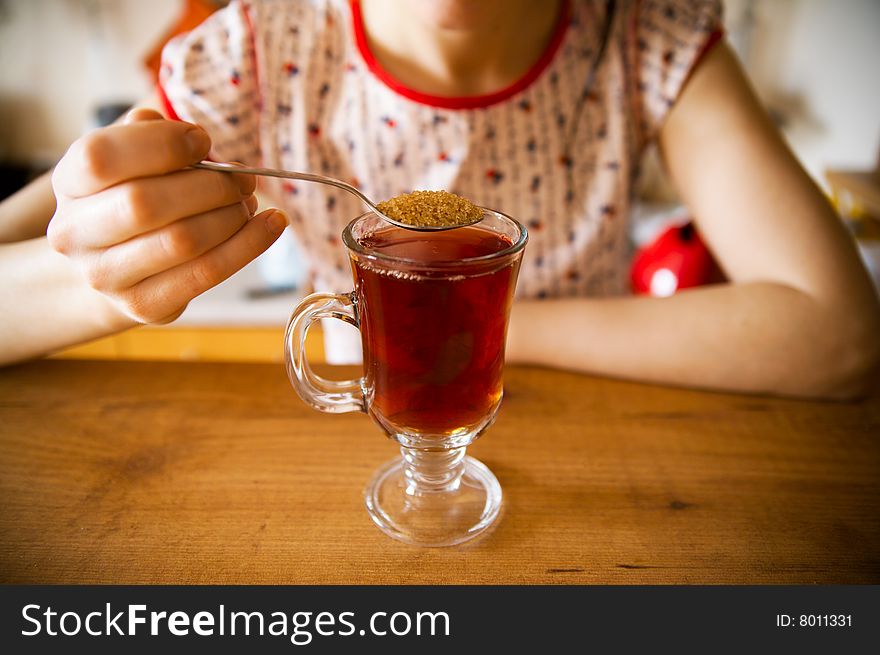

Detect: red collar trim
350,0,571,110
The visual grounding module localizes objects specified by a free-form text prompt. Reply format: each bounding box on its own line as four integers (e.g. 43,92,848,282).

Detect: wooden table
1,360,878,584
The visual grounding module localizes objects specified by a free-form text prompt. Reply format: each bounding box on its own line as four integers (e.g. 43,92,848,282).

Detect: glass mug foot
364,447,502,547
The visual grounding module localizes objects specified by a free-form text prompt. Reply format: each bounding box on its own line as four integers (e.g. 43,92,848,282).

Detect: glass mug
284,209,527,546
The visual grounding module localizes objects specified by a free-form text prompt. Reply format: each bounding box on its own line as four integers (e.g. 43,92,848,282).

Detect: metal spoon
192,161,481,231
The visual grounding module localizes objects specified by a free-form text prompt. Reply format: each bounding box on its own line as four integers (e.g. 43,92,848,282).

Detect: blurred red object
631,222,725,296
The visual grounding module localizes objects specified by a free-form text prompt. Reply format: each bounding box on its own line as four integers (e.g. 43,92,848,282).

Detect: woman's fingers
110,209,288,324
51,168,254,250
46,108,279,328
124,108,164,124
85,199,257,291
53,119,213,198
117,113,257,197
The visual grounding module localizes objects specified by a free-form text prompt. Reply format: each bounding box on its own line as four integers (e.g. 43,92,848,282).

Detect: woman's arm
0,237,137,362
507,42,880,399
0,107,285,365
0,167,128,364
0,172,56,243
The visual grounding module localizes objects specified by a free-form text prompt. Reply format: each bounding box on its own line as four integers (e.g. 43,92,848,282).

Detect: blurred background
1,0,878,361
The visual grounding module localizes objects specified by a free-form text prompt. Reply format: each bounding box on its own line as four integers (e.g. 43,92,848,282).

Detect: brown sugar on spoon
377,190,483,228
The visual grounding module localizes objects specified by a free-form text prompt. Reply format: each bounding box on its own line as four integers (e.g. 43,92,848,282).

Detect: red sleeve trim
678,27,725,100
695,28,725,69
156,82,181,121
349,0,571,110
241,2,264,113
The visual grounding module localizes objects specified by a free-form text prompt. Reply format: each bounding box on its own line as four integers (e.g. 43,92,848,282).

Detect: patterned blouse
160,0,722,300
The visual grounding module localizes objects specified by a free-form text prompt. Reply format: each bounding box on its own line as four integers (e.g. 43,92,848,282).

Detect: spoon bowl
192,161,482,231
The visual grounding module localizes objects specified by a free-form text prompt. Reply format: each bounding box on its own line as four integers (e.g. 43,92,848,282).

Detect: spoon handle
191,161,379,212
192,160,475,232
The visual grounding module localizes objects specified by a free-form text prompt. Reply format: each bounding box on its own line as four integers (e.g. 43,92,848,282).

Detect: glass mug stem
401,446,467,495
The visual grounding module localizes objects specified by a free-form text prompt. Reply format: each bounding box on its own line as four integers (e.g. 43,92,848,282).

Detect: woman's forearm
507,282,879,399
0,172,56,243
0,238,134,365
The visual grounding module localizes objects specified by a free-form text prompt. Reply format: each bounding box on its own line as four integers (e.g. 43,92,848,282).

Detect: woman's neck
360,0,564,97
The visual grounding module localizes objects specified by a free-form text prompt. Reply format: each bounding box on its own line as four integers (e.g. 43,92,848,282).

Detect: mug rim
341,207,529,268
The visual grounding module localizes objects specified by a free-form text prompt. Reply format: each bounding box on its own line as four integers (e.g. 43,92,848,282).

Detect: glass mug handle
284,291,365,414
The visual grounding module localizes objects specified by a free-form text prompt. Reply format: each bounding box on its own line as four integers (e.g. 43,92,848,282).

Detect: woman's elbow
806,299,880,401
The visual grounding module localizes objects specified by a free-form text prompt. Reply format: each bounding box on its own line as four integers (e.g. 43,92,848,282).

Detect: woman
1,0,877,398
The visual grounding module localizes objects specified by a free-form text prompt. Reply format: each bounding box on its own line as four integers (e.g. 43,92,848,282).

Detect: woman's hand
47,108,287,325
